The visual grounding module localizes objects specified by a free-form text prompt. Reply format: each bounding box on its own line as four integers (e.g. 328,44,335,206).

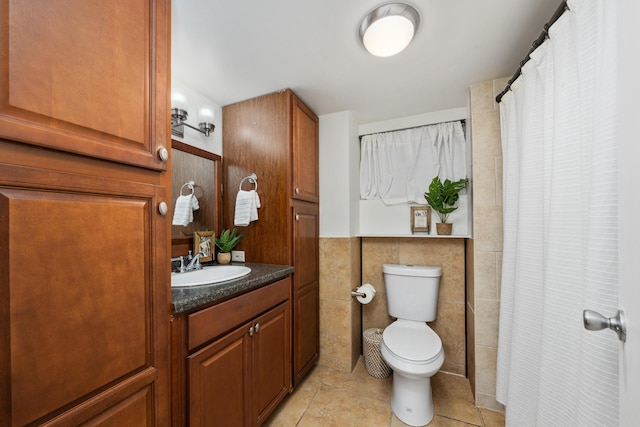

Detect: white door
617,0,640,424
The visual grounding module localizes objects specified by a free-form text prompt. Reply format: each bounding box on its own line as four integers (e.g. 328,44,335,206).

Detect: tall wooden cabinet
0,1,171,425
222,89,320,386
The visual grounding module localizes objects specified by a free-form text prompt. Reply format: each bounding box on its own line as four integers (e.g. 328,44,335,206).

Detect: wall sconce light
358,3,420,57
171,91,215,138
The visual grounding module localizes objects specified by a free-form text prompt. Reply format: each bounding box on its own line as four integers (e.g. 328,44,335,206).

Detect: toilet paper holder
351,289,366,298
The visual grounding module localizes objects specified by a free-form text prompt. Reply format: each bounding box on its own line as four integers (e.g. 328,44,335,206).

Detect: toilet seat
382,320,443,364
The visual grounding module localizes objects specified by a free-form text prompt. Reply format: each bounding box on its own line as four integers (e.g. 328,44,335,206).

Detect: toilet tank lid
382,264,442,277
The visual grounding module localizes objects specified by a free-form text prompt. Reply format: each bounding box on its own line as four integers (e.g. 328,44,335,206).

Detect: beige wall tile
319,238,352,300
362,290,393,331
474,251,498,300
475,299,500,348
475,345,497,396
431,301,466,375
472,157,497,207
473,206,504,252
469,78,506,406
471,110,502,157
470,81,494,113
319,298,352,362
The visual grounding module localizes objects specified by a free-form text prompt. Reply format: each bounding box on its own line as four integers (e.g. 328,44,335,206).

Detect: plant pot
217,252,232,265
436,222,453,235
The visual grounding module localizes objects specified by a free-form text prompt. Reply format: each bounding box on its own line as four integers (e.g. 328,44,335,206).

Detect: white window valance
359,121,467,205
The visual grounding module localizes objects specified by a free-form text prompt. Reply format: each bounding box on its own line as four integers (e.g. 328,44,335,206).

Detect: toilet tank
383,264,442,322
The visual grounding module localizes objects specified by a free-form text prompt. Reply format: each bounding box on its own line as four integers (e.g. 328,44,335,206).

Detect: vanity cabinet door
252,302,291,426
0,0,169,171
188,323,252,427
291,95,319,203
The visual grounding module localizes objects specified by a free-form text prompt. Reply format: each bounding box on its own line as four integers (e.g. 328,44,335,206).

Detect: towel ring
239,173,258,191
180,180,195,196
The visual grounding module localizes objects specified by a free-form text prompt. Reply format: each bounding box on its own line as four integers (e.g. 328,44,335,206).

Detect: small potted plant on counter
424,176,469,235
215,228,244,264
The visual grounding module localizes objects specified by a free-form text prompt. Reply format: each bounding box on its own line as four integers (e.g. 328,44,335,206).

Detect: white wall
171,79,223,155
318,111,359,237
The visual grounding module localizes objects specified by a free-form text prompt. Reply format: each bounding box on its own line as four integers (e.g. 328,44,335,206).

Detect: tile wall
318,237,362,372
466,77,509,411
361,237,467,376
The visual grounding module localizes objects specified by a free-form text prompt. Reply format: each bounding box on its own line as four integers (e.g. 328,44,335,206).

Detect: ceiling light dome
359,3,420,57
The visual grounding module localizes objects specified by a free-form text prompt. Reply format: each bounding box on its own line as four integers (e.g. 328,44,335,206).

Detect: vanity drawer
187,276,291,351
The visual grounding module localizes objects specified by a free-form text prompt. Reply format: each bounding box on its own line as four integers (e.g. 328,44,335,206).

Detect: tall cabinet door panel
0,0,169,170
291,96,319,203
0,162,168,426
292,202,319,385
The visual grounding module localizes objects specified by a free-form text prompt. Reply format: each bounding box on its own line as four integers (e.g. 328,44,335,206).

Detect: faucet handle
171,256,185,273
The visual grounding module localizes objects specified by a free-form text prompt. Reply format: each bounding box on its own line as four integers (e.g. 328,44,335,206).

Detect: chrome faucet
185,252,205,271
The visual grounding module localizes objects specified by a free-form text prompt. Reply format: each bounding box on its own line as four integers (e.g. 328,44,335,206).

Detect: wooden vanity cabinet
171,277,292,427
222,89,320,387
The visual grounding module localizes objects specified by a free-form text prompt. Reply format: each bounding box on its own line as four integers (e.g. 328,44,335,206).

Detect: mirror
171,140,222,256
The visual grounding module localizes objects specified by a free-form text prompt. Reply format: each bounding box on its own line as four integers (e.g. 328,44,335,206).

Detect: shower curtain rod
495,1,569,103
359,119,465,139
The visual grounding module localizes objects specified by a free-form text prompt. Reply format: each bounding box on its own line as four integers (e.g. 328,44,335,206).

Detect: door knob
583,309,626,342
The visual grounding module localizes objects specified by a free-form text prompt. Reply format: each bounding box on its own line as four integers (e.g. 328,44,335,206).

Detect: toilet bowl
380,264,444,427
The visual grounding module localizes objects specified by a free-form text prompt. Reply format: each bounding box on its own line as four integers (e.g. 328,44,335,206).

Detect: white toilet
380,264,444,427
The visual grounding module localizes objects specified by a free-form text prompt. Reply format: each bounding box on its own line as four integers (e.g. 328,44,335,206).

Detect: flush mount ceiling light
358,3,420,57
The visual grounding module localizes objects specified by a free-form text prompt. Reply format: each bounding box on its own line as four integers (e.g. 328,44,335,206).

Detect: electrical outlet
231,250,245,262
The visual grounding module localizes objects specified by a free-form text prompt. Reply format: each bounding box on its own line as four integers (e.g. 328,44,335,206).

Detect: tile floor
264,358,505,427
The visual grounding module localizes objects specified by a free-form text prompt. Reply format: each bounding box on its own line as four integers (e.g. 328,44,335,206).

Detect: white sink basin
171,265,251,287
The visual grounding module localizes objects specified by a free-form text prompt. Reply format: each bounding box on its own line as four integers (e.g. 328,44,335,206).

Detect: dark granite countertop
171,263,294,315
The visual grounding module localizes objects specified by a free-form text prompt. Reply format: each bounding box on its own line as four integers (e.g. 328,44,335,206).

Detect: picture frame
193,230,214,263
411,206,431,233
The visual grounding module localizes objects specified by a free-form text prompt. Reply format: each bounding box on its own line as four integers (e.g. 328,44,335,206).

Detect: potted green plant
215,228,244,264
424,176,469,235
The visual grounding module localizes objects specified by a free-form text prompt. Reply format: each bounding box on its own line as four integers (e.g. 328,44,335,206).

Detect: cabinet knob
249,326,255,336
254,323,260,333
295,214,299,221
158,202,168,216
157,147,169,162
295,187,300,194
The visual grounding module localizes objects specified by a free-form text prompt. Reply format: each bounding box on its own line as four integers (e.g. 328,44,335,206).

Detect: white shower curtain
497,0,618,426
360,121,466,204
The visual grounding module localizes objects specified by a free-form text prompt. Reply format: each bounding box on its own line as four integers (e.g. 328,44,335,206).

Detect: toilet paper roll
355,283,376,304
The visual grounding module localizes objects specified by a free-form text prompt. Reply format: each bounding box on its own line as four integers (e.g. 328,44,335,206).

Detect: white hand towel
250,191,260,222
234,190,253,226
172,194,195,226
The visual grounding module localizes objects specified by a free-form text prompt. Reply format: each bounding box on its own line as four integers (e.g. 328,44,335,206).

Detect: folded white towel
234,190,260,226
250,191,261,222
172,194,199,226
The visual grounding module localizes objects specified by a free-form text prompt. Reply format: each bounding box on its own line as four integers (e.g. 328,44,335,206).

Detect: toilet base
390,372,434,427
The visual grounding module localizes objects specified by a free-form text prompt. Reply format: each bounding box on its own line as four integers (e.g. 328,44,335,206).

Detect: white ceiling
172,0,561,124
